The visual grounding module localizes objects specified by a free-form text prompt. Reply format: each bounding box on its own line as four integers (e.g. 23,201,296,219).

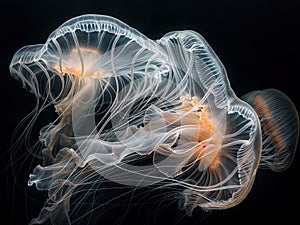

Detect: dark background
1,0,299,224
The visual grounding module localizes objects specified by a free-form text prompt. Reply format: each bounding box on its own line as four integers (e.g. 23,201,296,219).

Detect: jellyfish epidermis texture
9,14,299,225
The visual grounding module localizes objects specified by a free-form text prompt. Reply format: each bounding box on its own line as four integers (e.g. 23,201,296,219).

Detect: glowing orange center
54,47,104,78
180,95,221,169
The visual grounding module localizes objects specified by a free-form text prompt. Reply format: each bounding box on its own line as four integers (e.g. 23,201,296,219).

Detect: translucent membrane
10,14,299,225
242,89,299,171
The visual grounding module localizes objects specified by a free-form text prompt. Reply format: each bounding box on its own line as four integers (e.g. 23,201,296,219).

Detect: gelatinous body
10,14,299,224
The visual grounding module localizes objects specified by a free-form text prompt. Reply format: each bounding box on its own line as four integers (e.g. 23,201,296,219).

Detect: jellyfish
9,14,299,225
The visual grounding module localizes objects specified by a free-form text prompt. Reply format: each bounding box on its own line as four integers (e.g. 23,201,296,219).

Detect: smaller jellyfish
9,14,299,225
242,88,299,171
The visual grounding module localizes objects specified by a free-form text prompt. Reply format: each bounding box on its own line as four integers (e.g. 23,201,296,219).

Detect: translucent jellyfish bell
241,88,299,172
152,30,263,210
10,14,299,225
10,14,168,103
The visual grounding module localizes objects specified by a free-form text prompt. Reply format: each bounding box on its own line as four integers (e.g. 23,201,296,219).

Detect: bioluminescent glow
10,14,299,225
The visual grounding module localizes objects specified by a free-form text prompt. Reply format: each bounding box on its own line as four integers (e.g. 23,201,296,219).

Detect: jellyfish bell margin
9,14,299,225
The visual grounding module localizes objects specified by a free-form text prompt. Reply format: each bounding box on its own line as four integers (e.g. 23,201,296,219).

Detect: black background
1,0,299,224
